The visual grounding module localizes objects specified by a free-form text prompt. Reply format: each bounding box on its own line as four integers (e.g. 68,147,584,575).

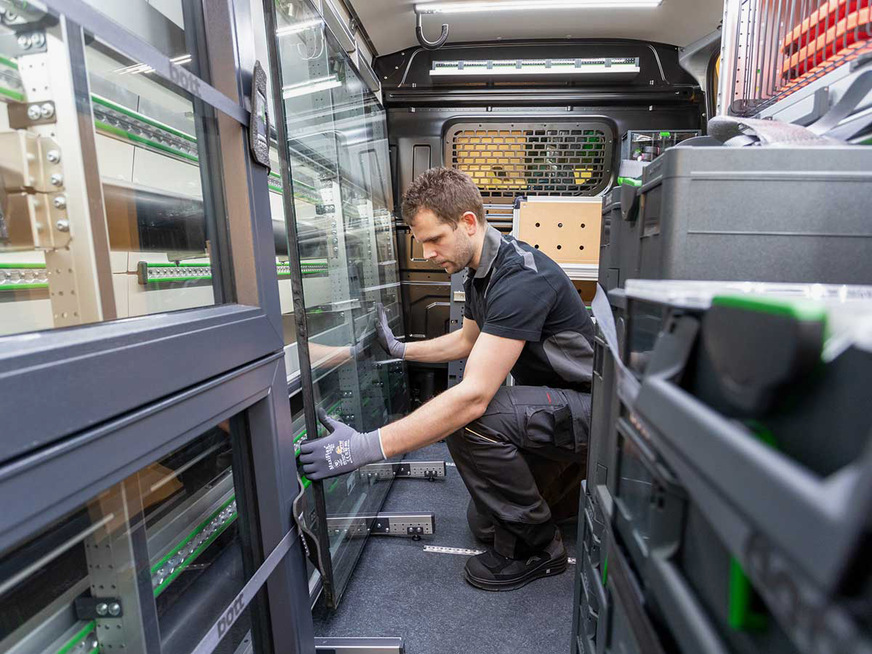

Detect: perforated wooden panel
517,199,602,265
445,121,614,201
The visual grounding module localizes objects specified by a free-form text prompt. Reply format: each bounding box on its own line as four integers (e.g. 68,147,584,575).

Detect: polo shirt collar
473,225,502,279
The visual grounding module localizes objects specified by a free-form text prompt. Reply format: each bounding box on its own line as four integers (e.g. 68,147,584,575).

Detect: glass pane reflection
0,419,263,654
275,0,408,604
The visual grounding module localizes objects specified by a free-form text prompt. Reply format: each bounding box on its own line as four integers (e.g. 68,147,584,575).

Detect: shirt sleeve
481,265,555,341
463,276,474,320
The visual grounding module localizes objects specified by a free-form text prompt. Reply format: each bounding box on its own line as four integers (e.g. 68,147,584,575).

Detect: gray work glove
376,303,406,359
299,409,385,481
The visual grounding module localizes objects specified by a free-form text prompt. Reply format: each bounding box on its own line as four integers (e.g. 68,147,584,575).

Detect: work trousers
446,385,591,559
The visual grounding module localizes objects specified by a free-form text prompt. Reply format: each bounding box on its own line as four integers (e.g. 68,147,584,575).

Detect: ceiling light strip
416,0,662,14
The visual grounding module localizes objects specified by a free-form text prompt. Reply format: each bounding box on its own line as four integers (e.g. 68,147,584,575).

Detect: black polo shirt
463,226,596,392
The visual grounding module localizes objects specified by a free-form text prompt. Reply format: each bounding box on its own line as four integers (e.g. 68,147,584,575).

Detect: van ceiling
347,0,724,56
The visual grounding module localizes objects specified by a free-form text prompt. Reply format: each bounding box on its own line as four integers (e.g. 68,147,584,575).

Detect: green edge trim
712,294,828,323
0,86,24,101
601,555,608,586
728,559,768,631
0,55,19,70
151,495,236,575
0,283,48,290
301,476,312,489
727,424,777,632
617,176,642,187
92,94,196,143
56,621,97,654
95,120,199,164
0,263,46,268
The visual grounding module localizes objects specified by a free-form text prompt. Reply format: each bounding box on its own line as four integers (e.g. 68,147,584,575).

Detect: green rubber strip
601,556,608,586
153,510,237,597
0,86,24,101
0,263,46,268
301,476,311,489
616,176,642,187
0,55,19,70
56,621,96,654
712,294,828,323
151,494,236,575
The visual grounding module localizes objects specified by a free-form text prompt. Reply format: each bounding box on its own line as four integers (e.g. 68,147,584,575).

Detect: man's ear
460,211,479,235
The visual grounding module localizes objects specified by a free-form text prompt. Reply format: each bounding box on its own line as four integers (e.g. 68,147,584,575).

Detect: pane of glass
0,13,228,336
83,0,196,69
88,41,225,319
274,0,409,604
0,417,265,654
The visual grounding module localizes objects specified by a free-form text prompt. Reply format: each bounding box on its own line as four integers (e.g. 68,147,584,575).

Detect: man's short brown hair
401,167,485,227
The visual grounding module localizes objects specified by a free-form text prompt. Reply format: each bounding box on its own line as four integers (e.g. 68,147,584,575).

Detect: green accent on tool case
712,294,828,324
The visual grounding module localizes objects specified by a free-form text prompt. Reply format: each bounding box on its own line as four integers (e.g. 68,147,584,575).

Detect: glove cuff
361,428,387,464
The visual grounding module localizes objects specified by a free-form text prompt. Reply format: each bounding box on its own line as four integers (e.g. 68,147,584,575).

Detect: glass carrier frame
0,1,407,653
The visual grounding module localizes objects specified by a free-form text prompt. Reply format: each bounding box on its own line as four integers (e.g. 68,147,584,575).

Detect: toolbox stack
574,141,872,654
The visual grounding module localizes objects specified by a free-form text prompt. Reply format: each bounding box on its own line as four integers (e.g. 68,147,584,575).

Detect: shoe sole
464,555,569,592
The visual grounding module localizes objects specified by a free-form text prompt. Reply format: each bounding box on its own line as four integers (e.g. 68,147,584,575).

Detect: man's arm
403,318,480,363
379,332,523,457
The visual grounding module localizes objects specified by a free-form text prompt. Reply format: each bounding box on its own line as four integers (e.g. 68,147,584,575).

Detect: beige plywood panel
517,199,602,265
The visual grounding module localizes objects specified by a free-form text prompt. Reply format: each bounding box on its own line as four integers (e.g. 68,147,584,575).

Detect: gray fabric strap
807,67,872,137
708,115,840,147
590,284,640,407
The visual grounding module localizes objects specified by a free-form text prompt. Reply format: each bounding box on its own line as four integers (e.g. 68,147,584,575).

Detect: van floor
312,441,578,654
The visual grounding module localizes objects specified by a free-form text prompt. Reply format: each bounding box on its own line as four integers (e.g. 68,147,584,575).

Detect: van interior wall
375,39,705,401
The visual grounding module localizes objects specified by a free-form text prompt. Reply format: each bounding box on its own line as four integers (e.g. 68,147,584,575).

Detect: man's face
409,209,477,275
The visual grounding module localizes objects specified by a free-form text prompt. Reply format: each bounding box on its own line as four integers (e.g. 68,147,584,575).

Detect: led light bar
282,75,342,99
416,0,662,13
430,57,640,77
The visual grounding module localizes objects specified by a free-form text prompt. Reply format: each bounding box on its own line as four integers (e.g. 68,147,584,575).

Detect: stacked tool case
597,145,872,292
573,280,872,654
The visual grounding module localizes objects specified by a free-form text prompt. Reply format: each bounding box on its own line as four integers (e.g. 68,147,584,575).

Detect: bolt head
96,602,108,616
108,602,121,617
17,34,30,49
30,32,45,48
55,219,69,232
26,104,41,120
50,173,63,187
46,149,60,163
40,103,54,119
53,195,66,209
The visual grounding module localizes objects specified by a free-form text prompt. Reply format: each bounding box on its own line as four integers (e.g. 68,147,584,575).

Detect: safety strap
590,284,640,408
808,66,872,138
708,61,872,147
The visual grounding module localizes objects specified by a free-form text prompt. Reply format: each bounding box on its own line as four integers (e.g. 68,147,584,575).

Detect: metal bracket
75,597,123,620
326,512,435,541
359,461,447,482
315,638,404,654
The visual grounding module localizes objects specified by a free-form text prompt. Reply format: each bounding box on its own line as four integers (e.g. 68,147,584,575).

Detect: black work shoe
464,531,568,591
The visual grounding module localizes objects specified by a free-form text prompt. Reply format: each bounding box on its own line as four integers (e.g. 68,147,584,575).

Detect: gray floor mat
313,442,579,654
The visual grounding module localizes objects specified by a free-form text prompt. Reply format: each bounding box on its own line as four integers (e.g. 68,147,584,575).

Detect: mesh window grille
445,122,614,201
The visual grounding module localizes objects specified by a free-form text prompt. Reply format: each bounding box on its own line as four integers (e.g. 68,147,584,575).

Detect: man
301,167,594,591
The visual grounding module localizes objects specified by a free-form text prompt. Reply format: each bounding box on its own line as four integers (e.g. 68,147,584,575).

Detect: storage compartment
606,146,872,289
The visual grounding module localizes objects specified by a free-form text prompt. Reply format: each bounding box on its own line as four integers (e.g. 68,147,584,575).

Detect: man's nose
423,245,437,260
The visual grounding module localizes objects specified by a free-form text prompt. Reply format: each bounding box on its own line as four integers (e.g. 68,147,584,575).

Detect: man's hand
299,409,386,481
376,303,406,360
